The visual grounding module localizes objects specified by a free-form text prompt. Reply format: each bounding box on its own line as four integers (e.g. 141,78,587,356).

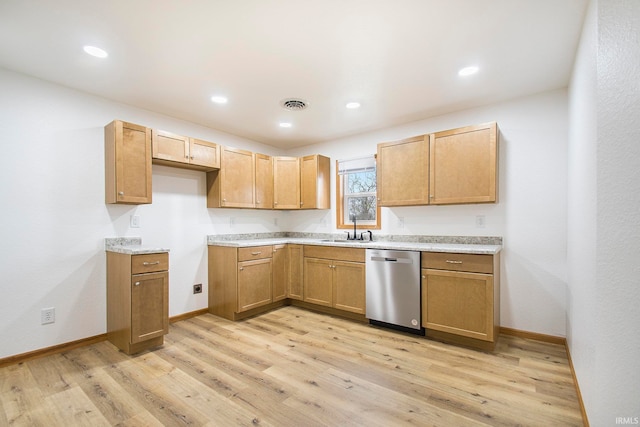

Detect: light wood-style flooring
0,306,583,426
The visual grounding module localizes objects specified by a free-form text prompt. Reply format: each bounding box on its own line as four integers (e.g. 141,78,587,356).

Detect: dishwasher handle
369,256,414,264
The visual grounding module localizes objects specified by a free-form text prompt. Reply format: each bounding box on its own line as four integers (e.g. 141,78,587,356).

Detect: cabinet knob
274,202,278,205
300,202,303,206
239,267,244,271
134,281,141,286
256,200,261,204
422,275,426,279
118,191,124,196
190,155,194,160
185,155,189,159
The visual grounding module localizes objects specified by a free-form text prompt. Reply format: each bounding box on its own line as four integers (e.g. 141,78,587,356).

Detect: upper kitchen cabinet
273,156,300,210
300,154,330,209
152,129,220,171
377,135,430,206
255,153,274,209
105,120,152,204
429,122,498,204
207,146,255,208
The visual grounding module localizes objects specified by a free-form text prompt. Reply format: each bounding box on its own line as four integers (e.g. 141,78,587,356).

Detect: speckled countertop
104,237,170,254
207,232,502,255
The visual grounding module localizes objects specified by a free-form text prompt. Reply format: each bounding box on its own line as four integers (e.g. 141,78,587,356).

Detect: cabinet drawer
421,252,492,274
131,253,169,274
238,245,273,261
304,245,365,263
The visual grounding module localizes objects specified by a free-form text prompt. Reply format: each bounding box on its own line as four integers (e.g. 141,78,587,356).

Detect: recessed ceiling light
210,95,228,104
346,102,361,109
83,45,108,58
279,122,292,128
458,66,479,76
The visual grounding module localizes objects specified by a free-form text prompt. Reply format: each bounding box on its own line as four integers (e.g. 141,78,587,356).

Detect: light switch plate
130,215,140,228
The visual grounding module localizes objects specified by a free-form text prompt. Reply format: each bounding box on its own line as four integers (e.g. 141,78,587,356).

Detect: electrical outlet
476,215,486,228
229,217,235,227
130,215,140,228
193,284,202,294
41,307,55,325
397,217,405,229
274,218,278,226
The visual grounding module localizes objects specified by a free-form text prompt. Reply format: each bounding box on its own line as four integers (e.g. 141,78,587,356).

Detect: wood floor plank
0,306,583,426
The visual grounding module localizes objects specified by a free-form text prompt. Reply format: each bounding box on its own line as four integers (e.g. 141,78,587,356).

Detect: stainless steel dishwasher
366,249,422,332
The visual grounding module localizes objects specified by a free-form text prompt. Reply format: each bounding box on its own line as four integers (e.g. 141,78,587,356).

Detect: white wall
0,69,285,359
568,0,640,424
0,67,569,360
290,89,569,337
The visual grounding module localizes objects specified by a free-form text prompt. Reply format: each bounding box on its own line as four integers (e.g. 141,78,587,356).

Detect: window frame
335,158,381,230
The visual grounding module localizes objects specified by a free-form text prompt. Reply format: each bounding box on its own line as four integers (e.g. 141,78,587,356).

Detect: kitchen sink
317,239,369,244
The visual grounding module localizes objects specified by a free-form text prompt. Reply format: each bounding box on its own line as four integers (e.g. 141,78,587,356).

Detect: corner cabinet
106,251,169,354
273,156,300,209
287,244,304,300
300,154,330,209
105,120,152,204
377,135,430,206
429,122,498,204
207,146,255,208
255,153,274,209
421,251,500,350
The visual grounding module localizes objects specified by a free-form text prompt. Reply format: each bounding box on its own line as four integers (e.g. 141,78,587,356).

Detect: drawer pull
251,251,262,256
239,267,244,271
143,261,160,266
134,281,141,286
445,260,463,264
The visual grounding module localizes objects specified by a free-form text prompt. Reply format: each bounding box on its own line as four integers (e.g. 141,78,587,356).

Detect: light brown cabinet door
237,258,272,312
189,138,220,169
105,120,152,204
220,147,255,208
377,135,430,206
152,129,189,163
300,154,330,209
273,156,300,209
303,257,332,307
288,245,304,300
130,271,169,344
255,153,274,209
272,245,287,302
332,261,365,314
429,122,498,204
421,269,494,341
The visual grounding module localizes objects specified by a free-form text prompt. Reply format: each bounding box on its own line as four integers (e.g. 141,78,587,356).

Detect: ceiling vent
280,98,308,111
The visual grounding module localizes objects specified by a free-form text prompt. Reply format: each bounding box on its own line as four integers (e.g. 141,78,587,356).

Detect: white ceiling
0,0,587,149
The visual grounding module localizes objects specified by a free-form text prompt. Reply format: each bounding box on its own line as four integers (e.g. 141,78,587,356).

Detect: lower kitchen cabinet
421,252,500,350
272,244,287,302
106,251,169,355
288,244,304,300
303,246,366,315
209,245,283,320
238,257,272,312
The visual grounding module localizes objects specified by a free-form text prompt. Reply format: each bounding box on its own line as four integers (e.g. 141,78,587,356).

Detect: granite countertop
104,237,170,254
207,233,502,255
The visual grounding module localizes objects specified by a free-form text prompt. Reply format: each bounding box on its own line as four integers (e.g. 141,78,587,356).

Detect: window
336,156,381,229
